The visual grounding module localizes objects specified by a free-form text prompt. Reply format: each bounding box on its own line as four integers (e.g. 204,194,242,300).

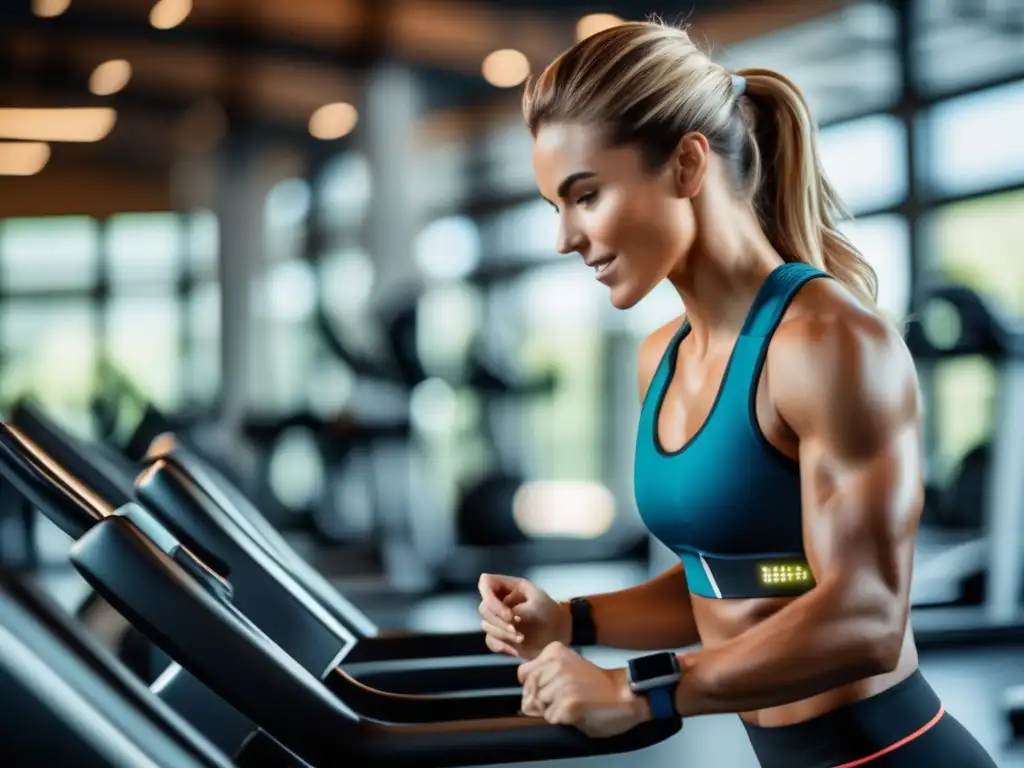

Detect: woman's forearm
570,564,700,650
671,577,901,717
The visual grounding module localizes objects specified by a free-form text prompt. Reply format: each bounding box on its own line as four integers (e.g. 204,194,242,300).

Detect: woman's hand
478,573,571,659
518,642,651,738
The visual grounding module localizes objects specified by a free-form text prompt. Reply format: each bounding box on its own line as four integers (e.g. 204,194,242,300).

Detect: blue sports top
634,262,830,599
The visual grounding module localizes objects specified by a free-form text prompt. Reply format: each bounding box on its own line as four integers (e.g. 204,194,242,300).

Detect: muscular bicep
769,311,924,608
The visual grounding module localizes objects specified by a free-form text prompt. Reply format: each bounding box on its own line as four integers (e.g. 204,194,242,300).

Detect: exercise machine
0,571,233,767
906,283,1024,647
9,400,519,694
0,420,682,765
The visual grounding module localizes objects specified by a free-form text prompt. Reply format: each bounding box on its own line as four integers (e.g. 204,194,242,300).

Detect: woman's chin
608,282,641,311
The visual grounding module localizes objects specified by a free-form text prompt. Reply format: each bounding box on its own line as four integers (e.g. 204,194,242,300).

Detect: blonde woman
478,20,997,768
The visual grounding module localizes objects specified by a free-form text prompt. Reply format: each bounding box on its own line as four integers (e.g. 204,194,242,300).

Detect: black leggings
742,670,999,767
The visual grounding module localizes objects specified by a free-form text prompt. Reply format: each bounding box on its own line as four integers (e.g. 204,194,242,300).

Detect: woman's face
532,121,700,309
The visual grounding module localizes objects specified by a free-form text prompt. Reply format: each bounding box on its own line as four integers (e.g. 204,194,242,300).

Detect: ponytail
735,67,879,307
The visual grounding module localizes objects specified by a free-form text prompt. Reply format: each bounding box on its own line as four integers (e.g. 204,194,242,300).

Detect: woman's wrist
611,667,654,723
555,600,574,645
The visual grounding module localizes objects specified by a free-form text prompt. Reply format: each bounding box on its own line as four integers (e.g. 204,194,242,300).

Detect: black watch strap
568,597,596,647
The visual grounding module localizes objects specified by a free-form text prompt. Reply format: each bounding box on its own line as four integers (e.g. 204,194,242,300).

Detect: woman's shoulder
765,279,919,435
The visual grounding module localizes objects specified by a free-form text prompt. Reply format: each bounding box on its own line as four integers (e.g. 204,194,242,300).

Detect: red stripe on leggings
831,704,945,768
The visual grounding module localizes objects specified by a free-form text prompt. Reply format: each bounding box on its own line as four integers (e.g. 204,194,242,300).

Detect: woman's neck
669,213,784,354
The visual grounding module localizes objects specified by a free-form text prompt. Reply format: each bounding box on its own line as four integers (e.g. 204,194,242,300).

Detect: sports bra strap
741,262,830,338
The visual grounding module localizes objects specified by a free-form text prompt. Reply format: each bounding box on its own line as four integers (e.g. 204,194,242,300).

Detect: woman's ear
673,132,710,198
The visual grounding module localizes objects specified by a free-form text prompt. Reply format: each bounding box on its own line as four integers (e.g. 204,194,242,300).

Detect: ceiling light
0,108,117,142
309,103,359,140
32,0,70,18
0,142,51,176
89,59,132,96
150,0,192,30
482,49,530,88
576,13,625,42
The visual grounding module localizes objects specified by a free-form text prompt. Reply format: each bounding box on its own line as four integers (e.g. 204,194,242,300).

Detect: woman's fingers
483,630,518,657
479,603,524,643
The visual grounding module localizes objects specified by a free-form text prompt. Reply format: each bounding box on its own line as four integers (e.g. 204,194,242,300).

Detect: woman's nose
556,219,585,256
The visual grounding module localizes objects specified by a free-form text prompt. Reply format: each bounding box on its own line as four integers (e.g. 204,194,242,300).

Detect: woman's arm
565,317,700,651
567,564,699,650
669,307,923,717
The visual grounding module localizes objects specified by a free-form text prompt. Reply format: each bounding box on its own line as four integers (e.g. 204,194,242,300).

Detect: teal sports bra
634,262,830,599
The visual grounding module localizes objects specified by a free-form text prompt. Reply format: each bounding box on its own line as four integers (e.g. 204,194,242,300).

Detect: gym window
925,188,1024,314
318,152,373,232
913,1,1024,97
837,213,911,321
0,297,98,435
919,186,1024,476
0,215,99,291
819,114,908,215
479,199,560,260
919,79,1024,198
106,213,181,292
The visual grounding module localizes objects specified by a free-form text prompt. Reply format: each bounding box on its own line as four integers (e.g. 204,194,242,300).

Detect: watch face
628,653,680,691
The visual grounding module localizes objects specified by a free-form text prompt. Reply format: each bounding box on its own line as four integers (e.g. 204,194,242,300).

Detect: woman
476,20,998,768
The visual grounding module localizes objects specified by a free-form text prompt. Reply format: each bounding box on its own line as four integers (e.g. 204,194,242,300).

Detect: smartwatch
626,652,681,720
566,597,596,647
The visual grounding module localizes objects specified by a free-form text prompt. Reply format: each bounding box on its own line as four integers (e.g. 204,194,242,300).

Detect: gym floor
357,562,1024,768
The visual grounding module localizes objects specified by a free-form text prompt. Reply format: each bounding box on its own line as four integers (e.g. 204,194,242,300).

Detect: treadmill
0,570,233,767
906,284,1024,647
0,421,682,766
10,400,521,696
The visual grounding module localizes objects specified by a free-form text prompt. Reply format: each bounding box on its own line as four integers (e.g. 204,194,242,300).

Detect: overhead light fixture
0,142,51,176
576,13,625,42
150,0,192,30
32,0,71,18
0,107,117,142
482,49,530,88
89,59,132,96
308,102,359,140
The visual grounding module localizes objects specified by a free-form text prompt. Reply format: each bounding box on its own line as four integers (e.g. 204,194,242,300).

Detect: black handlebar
0,424,108,538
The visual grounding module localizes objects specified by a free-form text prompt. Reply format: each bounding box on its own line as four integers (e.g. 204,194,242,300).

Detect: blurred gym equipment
0,420,682,766
0,572,233,767
907,284,1024,646
10,400,524,693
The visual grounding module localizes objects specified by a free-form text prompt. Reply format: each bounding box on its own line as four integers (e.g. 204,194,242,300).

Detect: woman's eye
577,192,597,207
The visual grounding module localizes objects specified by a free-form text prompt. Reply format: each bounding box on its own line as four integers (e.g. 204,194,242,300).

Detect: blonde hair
522,21,878,307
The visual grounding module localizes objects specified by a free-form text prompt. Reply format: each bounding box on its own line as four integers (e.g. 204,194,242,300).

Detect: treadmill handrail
0,575,233,768
321,665,524,723
136,461,570,722
0,424,109,537
0,424,232,599
72,515,680,766
151,436,593,665
9,405,230,576
0,588,216,768
135,458,360,650
146,435,378,637
345,630,491,663
11,400,137,507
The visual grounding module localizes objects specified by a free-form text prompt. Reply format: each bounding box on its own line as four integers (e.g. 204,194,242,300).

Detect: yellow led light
758,562,811,586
